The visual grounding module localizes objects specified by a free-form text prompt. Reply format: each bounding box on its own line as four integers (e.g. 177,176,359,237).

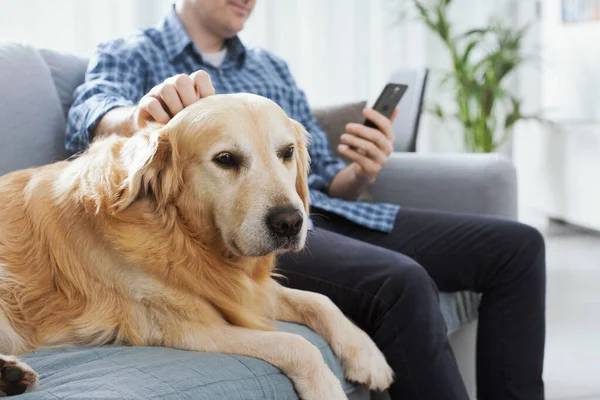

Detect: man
67,1,546,399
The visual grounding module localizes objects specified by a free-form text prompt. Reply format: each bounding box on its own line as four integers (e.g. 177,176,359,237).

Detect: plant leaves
457,28,489,39
432,104,446,118
403,0,542,152
504,96,522,129
439,71,455,87
435,3,451,42
413,1,433,24
462,39,480,63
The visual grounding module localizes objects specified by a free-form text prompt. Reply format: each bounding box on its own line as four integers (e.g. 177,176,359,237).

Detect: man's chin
230,23,246,34
221,26,244,39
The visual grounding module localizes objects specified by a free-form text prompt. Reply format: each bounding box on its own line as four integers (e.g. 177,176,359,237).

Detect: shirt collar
160,6,246,67
223,36,246,67
161,6,193,61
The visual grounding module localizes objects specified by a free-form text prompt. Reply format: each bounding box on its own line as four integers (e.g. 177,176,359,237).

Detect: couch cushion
19,322,369,400
38,48,88,119
0,42,71,175
312,101,366,164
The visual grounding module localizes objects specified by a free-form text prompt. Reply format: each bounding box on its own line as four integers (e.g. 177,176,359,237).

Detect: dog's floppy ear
117,125,181,211
290,119,311,213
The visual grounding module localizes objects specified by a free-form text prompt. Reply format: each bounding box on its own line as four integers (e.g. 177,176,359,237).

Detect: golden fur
0,94,392,399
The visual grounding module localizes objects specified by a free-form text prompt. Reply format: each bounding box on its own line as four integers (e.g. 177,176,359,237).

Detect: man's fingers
148,84,162,98
190,70,216,98
363,108,395,141
338,144,380,177
139,70,213,128
159,83,184,116
170,74,197,107
345,123,393,155
139,96,170,124
340,133,387,164
389,107,400,124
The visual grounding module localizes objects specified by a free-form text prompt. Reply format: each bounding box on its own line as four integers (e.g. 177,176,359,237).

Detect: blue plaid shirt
67,7,400,232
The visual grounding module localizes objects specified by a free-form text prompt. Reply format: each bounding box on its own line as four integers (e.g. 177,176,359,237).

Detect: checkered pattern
67,7,400,232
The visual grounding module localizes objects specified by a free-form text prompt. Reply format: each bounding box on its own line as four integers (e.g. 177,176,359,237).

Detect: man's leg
276,227,470,400
310,207,546,400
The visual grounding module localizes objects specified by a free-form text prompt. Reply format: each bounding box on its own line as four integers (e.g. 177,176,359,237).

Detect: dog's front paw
0,355,38,397
336,328,394,391
292,365,347,400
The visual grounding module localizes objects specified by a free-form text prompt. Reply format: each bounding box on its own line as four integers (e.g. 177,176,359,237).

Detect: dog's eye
282,146,294,161
213,152,239,169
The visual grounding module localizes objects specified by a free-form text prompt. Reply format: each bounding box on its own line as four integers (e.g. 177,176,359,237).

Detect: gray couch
0,42,518,399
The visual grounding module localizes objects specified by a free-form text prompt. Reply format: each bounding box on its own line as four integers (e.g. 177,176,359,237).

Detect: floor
541,222,600,400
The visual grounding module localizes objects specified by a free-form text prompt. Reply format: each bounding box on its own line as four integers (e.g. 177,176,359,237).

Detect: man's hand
134,70,215,129
328,107,398,201
338,107,399,184
93,70,216,140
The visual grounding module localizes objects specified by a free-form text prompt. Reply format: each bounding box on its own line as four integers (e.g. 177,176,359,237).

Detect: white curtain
0,0,170,56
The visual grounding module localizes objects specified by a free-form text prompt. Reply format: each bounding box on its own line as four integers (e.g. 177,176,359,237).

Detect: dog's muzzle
265,206,304,246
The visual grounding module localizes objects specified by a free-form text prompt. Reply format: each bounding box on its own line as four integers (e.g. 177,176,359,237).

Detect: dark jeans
276,207,546,400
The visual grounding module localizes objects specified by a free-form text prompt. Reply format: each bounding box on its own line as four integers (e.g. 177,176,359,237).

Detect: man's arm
92,106,137,139
67,41,214,153
67,40,145,152
287,77,397,201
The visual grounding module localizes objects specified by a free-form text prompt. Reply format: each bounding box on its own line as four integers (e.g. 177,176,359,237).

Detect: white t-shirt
200,48,227,68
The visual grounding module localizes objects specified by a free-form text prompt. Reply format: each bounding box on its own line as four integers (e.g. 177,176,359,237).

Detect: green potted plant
403,0,542,153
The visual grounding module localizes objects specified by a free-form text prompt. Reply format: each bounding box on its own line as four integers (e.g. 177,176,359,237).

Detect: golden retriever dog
0,93,393,399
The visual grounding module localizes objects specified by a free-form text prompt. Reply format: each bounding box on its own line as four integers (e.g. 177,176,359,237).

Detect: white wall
514,0,600,230
539,0,600,122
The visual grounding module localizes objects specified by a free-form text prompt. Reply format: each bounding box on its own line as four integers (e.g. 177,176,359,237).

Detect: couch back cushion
311,101,366,164
38,49,88,119
0,43,74,175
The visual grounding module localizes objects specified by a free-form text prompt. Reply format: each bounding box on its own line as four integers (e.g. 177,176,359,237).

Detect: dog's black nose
266,207,303,238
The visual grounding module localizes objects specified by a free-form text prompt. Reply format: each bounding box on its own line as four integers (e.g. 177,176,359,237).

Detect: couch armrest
368,153,518,219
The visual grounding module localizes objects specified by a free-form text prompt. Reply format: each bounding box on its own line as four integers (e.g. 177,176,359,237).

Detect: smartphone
345,83,408,153
364,83,408,128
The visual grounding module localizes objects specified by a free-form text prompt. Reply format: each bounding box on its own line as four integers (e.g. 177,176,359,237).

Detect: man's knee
371,254,447,336
519,222,545,257
498,220,546,283
497,219,544,252
375,253,439,307
518,223,546,283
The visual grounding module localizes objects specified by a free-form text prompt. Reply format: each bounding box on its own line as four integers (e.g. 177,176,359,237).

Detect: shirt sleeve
269,57,347,194
66,40,146,153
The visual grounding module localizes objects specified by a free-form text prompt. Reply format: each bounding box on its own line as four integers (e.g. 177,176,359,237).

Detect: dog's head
118,94,310,257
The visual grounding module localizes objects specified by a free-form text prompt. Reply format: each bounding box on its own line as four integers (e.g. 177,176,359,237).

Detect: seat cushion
18,322,369,400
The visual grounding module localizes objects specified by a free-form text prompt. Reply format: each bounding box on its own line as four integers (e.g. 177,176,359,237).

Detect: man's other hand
134,70,215,129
